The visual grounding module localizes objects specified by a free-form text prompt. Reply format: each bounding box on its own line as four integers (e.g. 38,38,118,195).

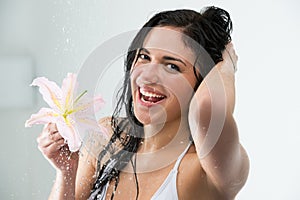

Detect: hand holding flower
25,73,107,152
37,123,79,174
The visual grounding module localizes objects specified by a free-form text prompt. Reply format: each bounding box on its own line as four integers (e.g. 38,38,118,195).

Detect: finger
226,43,237,57
226,42,234,50
38,138,66,158
37,131,64,148
53,139,66,150
48,123,59,134
37,136,55,149
42,122,56,131
40,124,58,141
49,131,64,142
39,123,63,141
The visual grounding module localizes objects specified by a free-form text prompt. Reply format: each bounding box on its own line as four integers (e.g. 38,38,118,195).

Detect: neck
122,117,191,173
138,117,191,153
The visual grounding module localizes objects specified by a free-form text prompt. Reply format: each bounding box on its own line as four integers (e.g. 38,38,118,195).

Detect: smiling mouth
139,87,166,104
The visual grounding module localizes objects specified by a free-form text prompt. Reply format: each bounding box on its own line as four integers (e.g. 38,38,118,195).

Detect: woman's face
130,26,198,125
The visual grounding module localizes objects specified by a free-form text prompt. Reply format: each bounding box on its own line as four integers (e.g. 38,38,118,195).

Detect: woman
37,6,249,200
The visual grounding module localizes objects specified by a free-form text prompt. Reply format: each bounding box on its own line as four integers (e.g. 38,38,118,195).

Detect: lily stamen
74,90,88,104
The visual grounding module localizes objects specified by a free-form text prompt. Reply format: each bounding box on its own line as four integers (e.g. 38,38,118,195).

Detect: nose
136,63,160,86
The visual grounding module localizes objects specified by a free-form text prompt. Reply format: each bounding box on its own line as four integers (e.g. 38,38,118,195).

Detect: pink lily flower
25,73,107,152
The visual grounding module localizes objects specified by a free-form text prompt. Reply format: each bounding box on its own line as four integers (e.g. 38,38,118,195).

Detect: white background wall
0,0,299,199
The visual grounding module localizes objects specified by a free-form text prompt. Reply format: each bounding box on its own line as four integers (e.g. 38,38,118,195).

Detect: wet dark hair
89,6,232,200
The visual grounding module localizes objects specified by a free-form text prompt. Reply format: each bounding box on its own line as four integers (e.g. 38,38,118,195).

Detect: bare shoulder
98,116,113,131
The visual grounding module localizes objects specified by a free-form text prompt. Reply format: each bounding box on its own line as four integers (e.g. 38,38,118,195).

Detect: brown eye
138,53,150,60
166,63,181,72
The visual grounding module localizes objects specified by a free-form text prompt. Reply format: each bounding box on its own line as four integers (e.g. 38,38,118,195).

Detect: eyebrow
139,47,187,66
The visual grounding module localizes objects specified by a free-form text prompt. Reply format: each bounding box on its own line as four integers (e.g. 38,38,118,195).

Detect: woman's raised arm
189,43,249,199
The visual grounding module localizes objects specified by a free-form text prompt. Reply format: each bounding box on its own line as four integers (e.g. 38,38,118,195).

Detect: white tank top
100,142,192,200
151,142,192,200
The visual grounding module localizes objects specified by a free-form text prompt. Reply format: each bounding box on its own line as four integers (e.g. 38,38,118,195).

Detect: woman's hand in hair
218,42,238,74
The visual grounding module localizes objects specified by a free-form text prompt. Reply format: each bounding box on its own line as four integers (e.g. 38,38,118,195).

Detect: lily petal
74,95,105,115
61,73,78,111
25,107,58,127
31,77,63,112
93,95,105,112
56,118,82,152
74,116,109,139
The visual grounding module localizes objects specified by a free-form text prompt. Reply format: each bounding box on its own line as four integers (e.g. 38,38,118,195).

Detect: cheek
130,67,141,88
165,75,195,106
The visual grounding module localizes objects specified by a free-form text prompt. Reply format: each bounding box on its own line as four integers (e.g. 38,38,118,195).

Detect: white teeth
141,96,155,104
140,88,165,98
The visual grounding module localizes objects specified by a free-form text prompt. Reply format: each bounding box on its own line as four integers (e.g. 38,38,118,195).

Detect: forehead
142,27,196,65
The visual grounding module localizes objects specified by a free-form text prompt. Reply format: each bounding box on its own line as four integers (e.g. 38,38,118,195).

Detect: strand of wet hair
130,152,139,200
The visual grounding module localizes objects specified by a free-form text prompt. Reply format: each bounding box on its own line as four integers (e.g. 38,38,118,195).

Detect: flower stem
74,90,87,103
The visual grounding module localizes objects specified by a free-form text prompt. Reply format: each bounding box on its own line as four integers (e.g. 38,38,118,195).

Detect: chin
134,110,168,126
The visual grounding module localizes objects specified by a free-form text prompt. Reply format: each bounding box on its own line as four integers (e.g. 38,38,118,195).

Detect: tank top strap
173,141,192,170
